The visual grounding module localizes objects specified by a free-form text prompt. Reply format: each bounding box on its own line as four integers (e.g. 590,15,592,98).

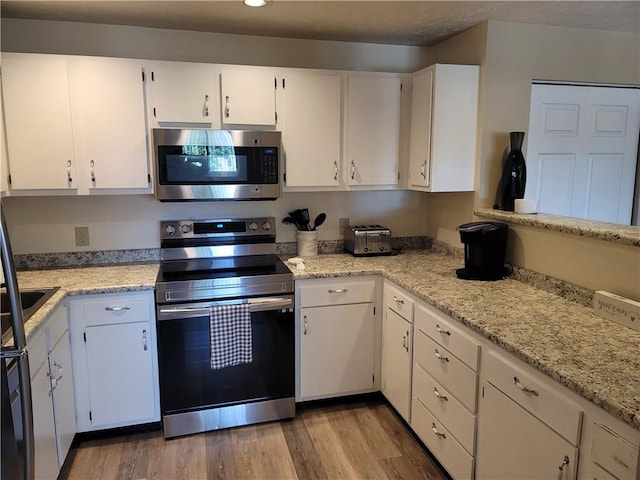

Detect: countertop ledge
14,254,640,431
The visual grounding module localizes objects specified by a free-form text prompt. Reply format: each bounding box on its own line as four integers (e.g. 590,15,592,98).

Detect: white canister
297,230,318,257
514,198,538,214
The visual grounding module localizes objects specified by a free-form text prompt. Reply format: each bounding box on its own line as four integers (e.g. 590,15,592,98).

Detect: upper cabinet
347,75,401,186
279,72,342,188
148,61,217,125
409,64,479,192
0,82,10,195
1,54,77,190
1,53,151,194
220,68,276,126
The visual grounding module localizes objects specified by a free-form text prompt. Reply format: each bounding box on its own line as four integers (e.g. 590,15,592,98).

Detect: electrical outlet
339,218,350,235
75,227,90,247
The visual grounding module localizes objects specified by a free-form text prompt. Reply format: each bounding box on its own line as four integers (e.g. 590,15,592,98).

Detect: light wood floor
60,397,449,480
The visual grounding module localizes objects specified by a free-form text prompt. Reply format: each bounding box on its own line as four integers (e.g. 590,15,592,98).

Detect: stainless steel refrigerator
1,204,35,480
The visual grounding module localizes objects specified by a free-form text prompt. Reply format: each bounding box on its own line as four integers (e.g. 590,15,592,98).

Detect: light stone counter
288,250,640,431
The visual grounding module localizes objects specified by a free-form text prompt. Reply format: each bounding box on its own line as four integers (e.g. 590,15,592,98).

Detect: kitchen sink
1,287,60,342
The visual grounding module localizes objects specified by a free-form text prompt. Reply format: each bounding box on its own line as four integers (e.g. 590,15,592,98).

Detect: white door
1,54,76,190
346,75,400,186
300,303,375,399
526,83,640,224
476,381,578,480
31,362,59,480
68,57,149,190
49,331,76,466
409,67,434,189
220,69,276,126
85,321,155,428
280,73,342,187
149,61,216,124
381,308,412,421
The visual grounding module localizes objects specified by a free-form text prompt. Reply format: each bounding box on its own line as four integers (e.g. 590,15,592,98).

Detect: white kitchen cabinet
346,75,401,186
408,64,479,192
279,72,342,187
68,56,150,190
148,60,217,125
28,303,76,479
69,290,160,432
381,282,415,421
220,68,276,126
296,277,380,401
1,53,77,190
0,82,9,195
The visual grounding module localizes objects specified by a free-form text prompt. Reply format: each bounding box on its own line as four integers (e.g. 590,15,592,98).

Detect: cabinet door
476,381,578,480
149,61,216,124
408,67,433,189
1,54,76,190
84,321,155,428
280,73,342,187
220,69,276,125
346,75,400,186
381,308,412,421
300,303,375,399
31,362,59,480
49,331,76,467
68,57,149,190
1,81,9,194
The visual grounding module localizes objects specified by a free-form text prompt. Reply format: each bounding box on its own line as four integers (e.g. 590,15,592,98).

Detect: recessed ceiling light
243,0,267,7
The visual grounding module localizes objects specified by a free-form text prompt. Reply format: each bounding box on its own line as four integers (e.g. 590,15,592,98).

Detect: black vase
498,132,527,211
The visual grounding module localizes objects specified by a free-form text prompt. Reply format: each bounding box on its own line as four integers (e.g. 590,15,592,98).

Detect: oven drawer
80,292,154,327
299,278,376,308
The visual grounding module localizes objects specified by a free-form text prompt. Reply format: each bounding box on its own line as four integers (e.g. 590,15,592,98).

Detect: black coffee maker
456,222,509,281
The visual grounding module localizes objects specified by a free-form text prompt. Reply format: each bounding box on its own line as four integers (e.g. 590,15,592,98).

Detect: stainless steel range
155,217,294,438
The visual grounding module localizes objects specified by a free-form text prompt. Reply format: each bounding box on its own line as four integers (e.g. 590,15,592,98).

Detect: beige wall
430,20,640,300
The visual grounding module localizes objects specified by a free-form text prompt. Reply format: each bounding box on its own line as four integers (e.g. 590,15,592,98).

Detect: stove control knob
180,224,192,234
248,222,258,231
262,221,272,231
165,225,176,236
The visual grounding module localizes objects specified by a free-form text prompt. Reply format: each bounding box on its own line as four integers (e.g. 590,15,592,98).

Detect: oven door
156,295,294,433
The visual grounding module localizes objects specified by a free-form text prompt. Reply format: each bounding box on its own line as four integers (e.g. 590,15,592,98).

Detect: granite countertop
288,250,640,431
12,253,640,431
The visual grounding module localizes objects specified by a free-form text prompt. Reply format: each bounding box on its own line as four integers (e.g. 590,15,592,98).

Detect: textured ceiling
1,1,638,46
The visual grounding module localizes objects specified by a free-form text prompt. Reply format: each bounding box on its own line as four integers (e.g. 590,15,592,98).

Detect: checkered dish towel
209,304,253,370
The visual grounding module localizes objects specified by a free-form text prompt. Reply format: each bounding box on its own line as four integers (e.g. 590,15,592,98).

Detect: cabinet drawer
414,329,477,412
411,396,475,480
383,282,414,322
299,278,376,308
80,293,153,327
412,362,476,454
484,350,582,446
592,423,639,480
415,302,479,371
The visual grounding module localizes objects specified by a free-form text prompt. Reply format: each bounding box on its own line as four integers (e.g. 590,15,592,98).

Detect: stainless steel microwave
153,129,281,201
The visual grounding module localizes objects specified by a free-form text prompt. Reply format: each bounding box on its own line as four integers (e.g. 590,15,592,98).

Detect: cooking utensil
282,217,301,229
300,209,311,230
311,213,326,231
289,210,309,231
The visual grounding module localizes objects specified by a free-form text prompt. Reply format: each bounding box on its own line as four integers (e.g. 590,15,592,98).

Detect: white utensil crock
297,231,318,257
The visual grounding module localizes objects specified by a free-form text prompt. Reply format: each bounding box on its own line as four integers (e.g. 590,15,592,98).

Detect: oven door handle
158,296,294,320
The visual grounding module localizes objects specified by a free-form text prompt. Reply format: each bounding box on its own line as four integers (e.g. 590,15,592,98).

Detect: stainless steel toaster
344,225,392,256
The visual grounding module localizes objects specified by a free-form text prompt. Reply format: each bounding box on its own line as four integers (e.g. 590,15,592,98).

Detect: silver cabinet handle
558,455,569,471
333,160,338,181
401,331,409,352
47,371,57,394
420,160,427,179
105,306,131,312
90,159,96,183
328,289,348,294
433,387,448,401
204,94,210,117
53,361,63,381
142,329,148,351
431,423,446,438
225,95,230,118
435,324,450,336
393,296,404,304
350,160,356,180
303,315,308,335
514,376,539,396
67,160,73,183
434,349,449,362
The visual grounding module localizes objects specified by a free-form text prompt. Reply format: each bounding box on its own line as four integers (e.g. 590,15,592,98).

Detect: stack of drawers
410,302,481,479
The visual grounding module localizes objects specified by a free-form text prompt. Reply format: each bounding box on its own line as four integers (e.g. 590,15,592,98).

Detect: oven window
157,308,294,414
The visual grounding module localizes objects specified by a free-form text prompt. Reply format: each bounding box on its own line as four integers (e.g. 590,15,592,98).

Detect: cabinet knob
350,161,356,180
225,95,230,118
204,94,210,117
333,161,338,181
90,160,96,183
67,160,73,184
431,423,446,438
433,387,448,401
303,315,308,335
435,324,450,336
142,329,148,351
393,296,404,305
513,376,539,396
434,349,449,362
558,455,569,471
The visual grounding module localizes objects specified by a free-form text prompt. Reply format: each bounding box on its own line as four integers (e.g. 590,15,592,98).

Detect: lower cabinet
296,277,380,401
69,290,160,431
28,303,76,479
